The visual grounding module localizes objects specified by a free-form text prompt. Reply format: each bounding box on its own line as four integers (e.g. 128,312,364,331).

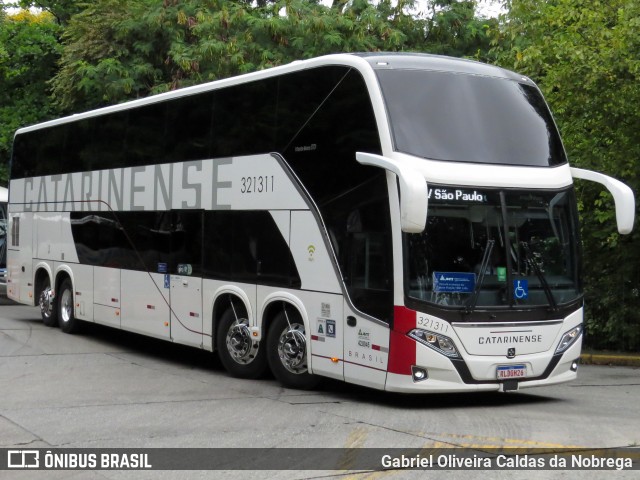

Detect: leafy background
1,0,638,350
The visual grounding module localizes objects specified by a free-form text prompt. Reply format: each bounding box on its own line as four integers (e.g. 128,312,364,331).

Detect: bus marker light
331,357,339,363
411,366,428,382
164,322,169,327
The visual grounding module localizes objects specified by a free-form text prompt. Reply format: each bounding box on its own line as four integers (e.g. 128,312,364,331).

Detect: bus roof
14,52,530,136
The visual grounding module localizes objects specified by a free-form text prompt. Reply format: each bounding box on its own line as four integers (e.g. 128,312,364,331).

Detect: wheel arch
210,286,254,352
33,263,53,298
54,265,74,297
260,293,309,348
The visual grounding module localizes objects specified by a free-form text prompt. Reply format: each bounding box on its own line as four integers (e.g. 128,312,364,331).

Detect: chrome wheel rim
39,287,54,319
277,324,307,374
226,319,259,365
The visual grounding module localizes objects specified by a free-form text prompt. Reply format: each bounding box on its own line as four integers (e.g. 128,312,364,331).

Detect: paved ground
1,303,638,479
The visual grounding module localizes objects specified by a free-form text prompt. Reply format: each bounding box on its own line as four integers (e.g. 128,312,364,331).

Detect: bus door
7,212,34,303
169,210,203,348
341,230,392,390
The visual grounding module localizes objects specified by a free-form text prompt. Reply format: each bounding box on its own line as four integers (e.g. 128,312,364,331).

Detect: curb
580,353,640,367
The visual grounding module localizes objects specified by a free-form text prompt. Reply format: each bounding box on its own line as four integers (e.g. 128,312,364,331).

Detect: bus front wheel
217,307,267,379
267,310,320,390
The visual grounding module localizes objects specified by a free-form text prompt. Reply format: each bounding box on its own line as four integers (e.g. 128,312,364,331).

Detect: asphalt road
1,302,638,479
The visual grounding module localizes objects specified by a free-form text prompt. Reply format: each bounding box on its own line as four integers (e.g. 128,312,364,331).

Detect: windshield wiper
520,241,557,311
465,239,495,314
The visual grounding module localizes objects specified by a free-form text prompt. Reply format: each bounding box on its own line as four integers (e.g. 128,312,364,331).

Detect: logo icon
307,245,316,261
514,280,528,299
507,348,516,358
8,450,39,469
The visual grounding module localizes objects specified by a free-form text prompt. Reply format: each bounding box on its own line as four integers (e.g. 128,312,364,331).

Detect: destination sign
428,187,488,203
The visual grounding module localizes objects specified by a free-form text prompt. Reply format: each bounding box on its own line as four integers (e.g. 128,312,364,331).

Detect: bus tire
39,276,58,327
217,307,267,379
267,310,320,390
58,278,80,334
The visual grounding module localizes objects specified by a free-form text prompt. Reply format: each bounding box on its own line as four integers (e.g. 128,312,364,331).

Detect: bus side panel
71,264,94,321
120,270,170,340
343,303,389,390
34,212,60,261
93,266,121,328
7,212,34,305
289,211,341,294
170,274,203,348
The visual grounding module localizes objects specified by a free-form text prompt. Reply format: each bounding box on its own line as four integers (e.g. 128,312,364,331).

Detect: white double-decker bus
7,53,635,392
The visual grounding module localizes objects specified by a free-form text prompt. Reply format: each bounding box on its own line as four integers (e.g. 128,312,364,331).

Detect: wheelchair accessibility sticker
514,280,528,299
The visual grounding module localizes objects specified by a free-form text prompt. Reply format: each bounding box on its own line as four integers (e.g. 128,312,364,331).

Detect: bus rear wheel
217,307,267,379
267,310,320,390
39,277,58,327
58,278,80,334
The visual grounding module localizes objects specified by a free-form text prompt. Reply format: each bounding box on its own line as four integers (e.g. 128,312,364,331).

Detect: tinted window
36,125,66,177
212,79,277,157
89,111,129,170
165,92,215,162
171,211,202,276
278,67,391,321
203,211,300,287
65,119,95,174
377,69,567,166
279,68,382,207
127,102,167,167
11,132,37,179
71,211,169,270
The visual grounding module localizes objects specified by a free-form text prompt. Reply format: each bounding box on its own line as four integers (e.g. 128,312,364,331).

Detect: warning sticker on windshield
433,272,476,293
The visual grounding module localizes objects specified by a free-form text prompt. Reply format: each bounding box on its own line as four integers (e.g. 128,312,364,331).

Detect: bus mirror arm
356,152,428,233
570,167,635,234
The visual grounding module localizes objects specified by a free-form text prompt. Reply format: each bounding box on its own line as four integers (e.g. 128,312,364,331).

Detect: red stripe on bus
388,306,417,375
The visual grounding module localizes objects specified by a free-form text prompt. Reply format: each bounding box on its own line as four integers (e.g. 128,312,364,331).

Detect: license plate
497,364,527,380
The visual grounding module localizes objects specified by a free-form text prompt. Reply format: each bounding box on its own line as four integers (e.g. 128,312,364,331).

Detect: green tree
490,0,640,350
17,0,83,25
51,0,495,112
0,9,62,185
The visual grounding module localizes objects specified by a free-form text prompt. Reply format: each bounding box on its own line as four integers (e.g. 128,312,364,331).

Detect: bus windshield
376,69,567,167
405,186,582,310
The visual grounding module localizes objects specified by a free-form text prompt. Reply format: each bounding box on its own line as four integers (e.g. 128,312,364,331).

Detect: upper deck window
376,69,567,167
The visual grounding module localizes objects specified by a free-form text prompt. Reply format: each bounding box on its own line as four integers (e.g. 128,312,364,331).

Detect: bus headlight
408,329,460,358
555,325,582,354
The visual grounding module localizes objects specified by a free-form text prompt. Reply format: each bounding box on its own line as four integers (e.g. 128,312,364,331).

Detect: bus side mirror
570,167,635,234
356,152,428,233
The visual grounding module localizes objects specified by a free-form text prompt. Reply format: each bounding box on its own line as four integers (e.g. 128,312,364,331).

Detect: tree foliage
50,0,495,111
490,0,640,350
0,9,62,184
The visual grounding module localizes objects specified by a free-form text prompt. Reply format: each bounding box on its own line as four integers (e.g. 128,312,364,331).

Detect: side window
278,67,391,322
11,133,36,179
89,111,129,171
211,79,277,158
126,103,167,167
36,125,66,177
11,216,20,247
336,176,393,323
65,119,94,174
170,211,202,277
203,211,300,287
165,93,215,162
